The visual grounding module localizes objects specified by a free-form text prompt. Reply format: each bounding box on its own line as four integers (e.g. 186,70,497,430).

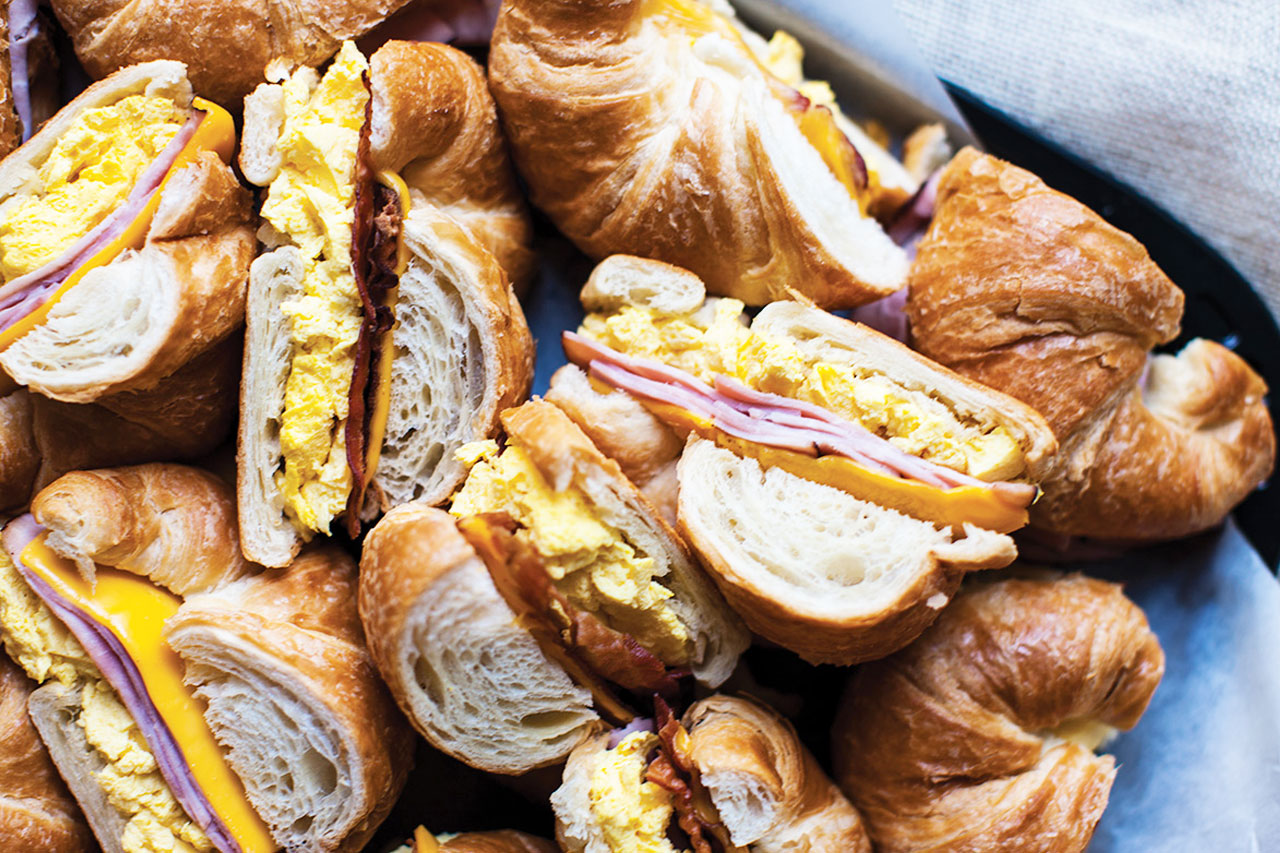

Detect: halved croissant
907,147,1275,541
488,0,909,308
833,574,1164,853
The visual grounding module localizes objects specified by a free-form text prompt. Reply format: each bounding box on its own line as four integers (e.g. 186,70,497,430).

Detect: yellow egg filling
450,442,692,665
0,548,212,853
261,40,371,535
0,94,186,281
581,303,1026,481
588,732,682,853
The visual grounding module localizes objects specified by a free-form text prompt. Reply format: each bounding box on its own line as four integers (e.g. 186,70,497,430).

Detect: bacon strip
343,86,401,535
457,514,689,725
0,109,203,331
644,697,727,853
564,331,1037,505
2,516,243,853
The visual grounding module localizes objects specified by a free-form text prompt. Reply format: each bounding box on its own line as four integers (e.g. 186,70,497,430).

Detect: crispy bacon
344,79,402,535
457,514,690,724
644,697,731,853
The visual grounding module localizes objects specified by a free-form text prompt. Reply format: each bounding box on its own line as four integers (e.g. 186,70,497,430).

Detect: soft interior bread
684,694,871,853
0,63,254,403
49,0,417,106
0,657,92,853
908,147,1275,540
165,546,413,853
237,41,533,567
832,574,1165,853
677,439,1013,665
488,0,910,308
359,503,600,775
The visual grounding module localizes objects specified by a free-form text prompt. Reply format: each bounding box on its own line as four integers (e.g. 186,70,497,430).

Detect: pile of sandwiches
0,0,1269,852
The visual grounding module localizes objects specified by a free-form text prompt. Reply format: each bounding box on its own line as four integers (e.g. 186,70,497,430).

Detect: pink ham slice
0,109,203,332
2,514,246,853
562,331,1037,506
7,0,39,141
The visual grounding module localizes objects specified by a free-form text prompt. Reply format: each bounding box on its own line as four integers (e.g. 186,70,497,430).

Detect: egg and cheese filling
260,40,370,535
581,302,1026,481
450,442,692,665
589,732,682,853
0,94,186,281
0,549,211,853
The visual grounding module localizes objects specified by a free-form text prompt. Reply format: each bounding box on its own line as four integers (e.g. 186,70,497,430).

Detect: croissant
394,827,560,853
1,463,412,852
832,574,1164,853
48,0,427,106
488,0,910,308
907,147,1275,541
0,655,92,852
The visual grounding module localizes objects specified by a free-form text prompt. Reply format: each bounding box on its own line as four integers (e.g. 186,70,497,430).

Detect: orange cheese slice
413,826,442,853
0,96,238,352
639,398,1030,534
19,534,277,853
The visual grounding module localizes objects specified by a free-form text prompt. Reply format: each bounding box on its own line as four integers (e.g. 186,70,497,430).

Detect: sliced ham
2,515,243,853
563,331,1037,506
7,0,39,141
0,108,203,331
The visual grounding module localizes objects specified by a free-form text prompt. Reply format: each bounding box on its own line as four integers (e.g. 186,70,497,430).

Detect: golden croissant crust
908,147,1274,540
833,574,1164,853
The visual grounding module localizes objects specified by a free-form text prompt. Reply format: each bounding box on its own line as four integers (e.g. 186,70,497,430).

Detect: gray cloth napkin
893,0,1280,321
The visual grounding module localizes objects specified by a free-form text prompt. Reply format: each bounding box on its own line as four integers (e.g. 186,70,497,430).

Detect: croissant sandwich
0,654,93,852
0,60,254,406
488,0,919,308
907,147,1275,543
359,398,749,774
551,693,871,853
393,826,559,853
0,463,413,853
833,574,1165,853
560,255,1056,664
238,40,534,567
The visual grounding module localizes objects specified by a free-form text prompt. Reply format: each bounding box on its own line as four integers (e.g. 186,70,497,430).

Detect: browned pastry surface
49,0,417,106
833,574,1164,853
488,0,908,308
441,829,561,853
685,694,872,852
0,656,93,852
908,147,1274,540
370,40,535,290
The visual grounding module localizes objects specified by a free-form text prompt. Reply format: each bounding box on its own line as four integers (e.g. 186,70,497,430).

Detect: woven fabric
893,0,1280,320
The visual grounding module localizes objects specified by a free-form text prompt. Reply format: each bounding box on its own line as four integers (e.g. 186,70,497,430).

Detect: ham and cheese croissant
552,693,871,853
359,399,748,774
0,654,93,852
832,574,1164,853
0,0,58,158
238,40,533,567
908,148,1275,542
394,826,559,853
0,463,412,853
561,254,1056,664
488,0,914,308
0,60,254,405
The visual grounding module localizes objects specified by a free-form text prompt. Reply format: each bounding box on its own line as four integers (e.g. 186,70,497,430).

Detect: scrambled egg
0,95,185,280
450,442,692,664
581,303,1025,481
589,732,680,853
0,549,211,853
261,40,370,535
